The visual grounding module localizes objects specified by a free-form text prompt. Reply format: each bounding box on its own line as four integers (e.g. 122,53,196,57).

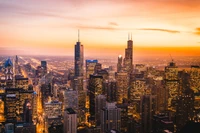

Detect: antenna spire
131,32,132,40
78,29,80,42
169,54,173,62
128,33,129,40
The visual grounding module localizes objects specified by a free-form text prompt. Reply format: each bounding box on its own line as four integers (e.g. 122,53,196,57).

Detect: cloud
138,28,180,33
76,25,117,30
108,22,118,26
0,1,88,21
194,28,200,35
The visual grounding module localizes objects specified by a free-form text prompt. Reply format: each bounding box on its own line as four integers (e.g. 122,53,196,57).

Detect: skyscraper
95,95,106,126
4,58,14,88
64,108,77,133
74,30,84,77
115,72,129,104
123,33,133,74
117,55,123,72
64,88,78,112
41,60,47,75
86,60,98,79
140,94,157,133
15,55,19,75
88,75,103,125
101,102,121,133
164,60,179,111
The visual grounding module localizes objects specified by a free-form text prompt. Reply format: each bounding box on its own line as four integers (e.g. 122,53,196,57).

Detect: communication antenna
169,54,174,62
78,29,80,42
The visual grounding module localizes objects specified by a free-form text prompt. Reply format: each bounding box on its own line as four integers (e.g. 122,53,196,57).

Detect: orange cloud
108,22,118,26
138,28,180,33
194,28,200,35
76,25,116,30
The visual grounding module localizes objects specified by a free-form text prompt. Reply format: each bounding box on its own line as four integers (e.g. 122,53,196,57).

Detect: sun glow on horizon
0,0,200,57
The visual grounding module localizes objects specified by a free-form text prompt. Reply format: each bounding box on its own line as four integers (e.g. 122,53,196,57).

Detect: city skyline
0,0,200,57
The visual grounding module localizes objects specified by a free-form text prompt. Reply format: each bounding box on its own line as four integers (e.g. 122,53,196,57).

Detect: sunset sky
0,0,200,58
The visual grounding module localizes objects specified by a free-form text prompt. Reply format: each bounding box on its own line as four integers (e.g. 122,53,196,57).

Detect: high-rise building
123,34,133,74
117,55,123,72
64,108,77,133
95,95,106,126
140,94,157,133
164,60,179,111
19,89,34,121
152,113,174,133
15,55,19,75
129,73,146,103
5,94,18,123
116,103,129,133
73,76,83,91
15,123,36,133
32,91,37,122
41,61,47,69
23,99,32,123
5,88,21,122
189,66,200,110
103,80,117,102
101,102,121,133
41,60,47,75
4,58,14,88
44,100,62,119
88,75,103,125
15,77,29,90
115,72,129,104
94,63,102,73
5,123,14,133
64,88,78,111
0,95,5,123
74,30,84,77
176,89,194,132
86,60,98,79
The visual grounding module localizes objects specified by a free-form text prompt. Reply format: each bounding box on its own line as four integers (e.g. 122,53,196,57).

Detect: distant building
41,60,47,75
64,108,77,133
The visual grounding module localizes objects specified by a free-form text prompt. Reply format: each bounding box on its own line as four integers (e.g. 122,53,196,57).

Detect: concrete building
64,108,77,133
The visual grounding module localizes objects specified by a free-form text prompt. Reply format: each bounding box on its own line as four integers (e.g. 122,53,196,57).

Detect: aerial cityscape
0,0,200,133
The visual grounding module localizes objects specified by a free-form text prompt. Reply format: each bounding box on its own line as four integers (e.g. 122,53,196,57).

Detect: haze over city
0,0,200,57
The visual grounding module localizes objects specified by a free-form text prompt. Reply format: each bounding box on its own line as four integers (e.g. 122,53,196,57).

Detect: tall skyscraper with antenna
123,33,133,74
74,30,84,77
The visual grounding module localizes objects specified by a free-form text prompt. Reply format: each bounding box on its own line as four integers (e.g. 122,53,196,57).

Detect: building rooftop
4,58,13,68
65,108,76,114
